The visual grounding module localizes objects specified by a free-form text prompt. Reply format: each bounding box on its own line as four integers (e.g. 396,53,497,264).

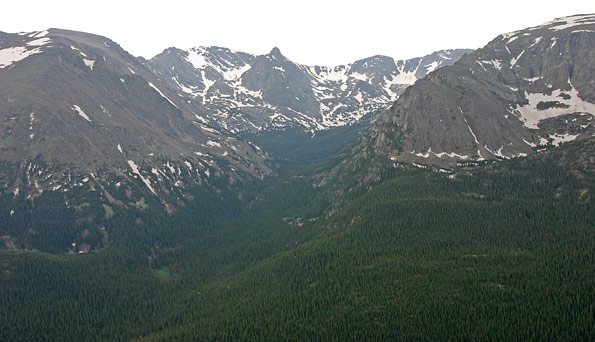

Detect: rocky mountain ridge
362,14,595,167
148,46,471,133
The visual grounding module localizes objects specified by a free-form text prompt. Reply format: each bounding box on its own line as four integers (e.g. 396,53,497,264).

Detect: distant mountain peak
149,43,470,133
267,47,284,59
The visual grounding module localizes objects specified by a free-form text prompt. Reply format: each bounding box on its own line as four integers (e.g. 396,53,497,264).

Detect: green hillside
2,137,593,341
143,139,594,341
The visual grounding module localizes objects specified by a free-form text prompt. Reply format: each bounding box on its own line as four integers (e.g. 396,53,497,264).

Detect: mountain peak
268,47,283,59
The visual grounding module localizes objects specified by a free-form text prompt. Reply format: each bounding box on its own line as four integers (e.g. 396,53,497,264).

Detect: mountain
149,46,471,132
0,28,467,252
0,29,273,187
0,29,273,252
361,14,595,167
0,29,468,202
1,15,593,342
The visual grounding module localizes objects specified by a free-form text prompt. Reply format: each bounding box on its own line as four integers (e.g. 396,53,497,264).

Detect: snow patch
510,50,525,67
308,65,349,83
127,160,156,195
194,115,209,124
186,48,208,69
71,45,87,57
353,92,364,103
481,60,502,70
196,123,218,134
235,83,263,99
424,61,440,73
524,76,542,83
547,133,579,146
172,76,198,96
412,147,469,160
32,30,48,38
506,36,518,44
165,162,175,174
148,82,179,109
199,70,215,103
461,109,481,146
72,105,91,122
350,72,369,81
83,59,95,70
529,37,543,48
392,60,422,85
522,138,536,148
515,80,595,129
26,38,51,47
0,46,43,68
222,64,250,81
185,47,250,81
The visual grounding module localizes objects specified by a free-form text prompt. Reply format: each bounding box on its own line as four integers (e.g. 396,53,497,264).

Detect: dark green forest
1,136,593,341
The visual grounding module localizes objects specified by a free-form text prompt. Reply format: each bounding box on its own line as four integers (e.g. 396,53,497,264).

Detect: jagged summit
268,46,284,58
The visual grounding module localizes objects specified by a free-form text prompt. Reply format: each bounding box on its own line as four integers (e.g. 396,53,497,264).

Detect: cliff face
368,14,595,166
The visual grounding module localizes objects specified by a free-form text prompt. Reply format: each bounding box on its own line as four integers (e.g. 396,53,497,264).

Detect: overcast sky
2,0,593,66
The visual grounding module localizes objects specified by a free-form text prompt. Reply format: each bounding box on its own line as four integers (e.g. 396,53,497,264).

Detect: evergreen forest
1,135,593,341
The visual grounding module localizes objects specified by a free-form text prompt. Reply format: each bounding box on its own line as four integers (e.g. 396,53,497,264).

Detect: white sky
1,0,593,66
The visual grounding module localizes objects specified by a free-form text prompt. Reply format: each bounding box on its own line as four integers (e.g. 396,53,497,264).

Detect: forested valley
1,134,593,341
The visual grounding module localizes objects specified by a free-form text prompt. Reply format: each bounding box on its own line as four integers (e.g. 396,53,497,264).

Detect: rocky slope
0,29,275,252
148,46,471,133
364,14,595,167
